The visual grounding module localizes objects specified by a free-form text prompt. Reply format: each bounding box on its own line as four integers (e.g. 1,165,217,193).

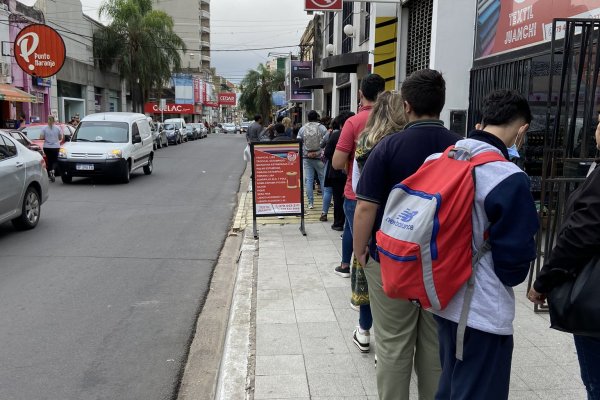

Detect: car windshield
21,126,45,140
74,121,129,143
164,123,176,130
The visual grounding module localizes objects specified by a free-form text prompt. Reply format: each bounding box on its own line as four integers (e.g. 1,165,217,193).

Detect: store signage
144,102,195,114
218,92,236,106
32,76,51,87
289,60,313,101
305,0,342,12
475,0,600,59
15,24,66,78
251,142,303,216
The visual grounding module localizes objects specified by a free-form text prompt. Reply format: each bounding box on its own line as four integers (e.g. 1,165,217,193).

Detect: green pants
364,257,441,400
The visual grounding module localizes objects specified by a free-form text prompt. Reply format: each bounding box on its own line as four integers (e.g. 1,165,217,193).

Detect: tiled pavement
251,222,586,400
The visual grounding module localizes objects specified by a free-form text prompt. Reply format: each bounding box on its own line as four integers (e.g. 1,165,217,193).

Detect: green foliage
94,0,186,111
239,64,285,122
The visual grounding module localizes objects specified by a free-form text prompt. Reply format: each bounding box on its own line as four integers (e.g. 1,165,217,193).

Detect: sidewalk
248,220,586,399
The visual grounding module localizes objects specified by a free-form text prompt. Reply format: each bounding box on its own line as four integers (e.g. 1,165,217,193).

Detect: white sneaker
350,303,359,311
353,328,370,353
308,203,314,209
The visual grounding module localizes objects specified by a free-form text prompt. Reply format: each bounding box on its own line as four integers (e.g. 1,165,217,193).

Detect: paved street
0,133,247,399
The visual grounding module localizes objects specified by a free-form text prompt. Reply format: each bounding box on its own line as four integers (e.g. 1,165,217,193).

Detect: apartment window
406,0,433,75
328,12,335,45
361,2,371,43
338,86,351,113
341,2,353,54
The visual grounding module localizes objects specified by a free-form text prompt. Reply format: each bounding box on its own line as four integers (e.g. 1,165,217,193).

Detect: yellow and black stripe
374,17,398,91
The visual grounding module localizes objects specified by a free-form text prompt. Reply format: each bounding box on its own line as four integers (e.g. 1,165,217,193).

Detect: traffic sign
305,0,343,12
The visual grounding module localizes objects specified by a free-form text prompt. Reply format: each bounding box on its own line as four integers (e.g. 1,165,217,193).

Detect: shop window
328,12,335,45
361,2,371,43
338,86,351,113
406,0,433,75
341,2,353,54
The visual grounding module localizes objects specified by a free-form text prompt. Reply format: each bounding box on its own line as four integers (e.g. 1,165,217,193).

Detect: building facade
153,0,211,73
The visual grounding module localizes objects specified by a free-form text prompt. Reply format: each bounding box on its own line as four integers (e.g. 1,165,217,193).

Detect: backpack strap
470,151,507,166
455,239,491,361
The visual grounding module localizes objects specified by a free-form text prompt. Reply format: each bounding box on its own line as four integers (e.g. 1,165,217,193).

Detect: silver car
0,131,49,230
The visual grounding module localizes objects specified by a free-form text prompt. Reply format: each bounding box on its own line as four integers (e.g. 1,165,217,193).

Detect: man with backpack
352,69,460,399
426,90,537,399
297,110,329,211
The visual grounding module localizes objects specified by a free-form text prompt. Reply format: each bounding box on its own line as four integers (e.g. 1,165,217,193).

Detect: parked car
152,122,168,149
58,112,154,184
163,122,183,145
222,123,236,134
164,118,188,143
0,131,49,230
190,123,207,139
4,130,46,161
187,124,199,141
240,121,251,133
21,123,74,148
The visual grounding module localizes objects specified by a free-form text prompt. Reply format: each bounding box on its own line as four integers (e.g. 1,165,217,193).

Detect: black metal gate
528,19,600,312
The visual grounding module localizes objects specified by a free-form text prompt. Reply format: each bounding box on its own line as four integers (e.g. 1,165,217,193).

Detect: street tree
94,0,186,112
239,64,284,123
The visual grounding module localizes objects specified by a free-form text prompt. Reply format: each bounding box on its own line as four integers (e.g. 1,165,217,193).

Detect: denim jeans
575,335,600,399
342,198,356,265
342,198,373,331
322,186,333,215
303,158,326,206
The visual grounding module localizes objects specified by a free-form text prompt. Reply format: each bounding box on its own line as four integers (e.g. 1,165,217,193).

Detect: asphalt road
0,132,247,400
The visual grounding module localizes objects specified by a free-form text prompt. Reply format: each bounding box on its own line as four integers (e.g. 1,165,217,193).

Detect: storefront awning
300,77,333,89
322,51,369,73
0,84,36,103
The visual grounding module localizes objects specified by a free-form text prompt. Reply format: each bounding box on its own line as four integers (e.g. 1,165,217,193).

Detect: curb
215,230,256,400
177,165,256,400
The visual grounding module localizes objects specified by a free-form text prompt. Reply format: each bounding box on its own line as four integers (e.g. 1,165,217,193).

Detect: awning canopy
300,77,334,89
322,51,370,73
0,84,36,103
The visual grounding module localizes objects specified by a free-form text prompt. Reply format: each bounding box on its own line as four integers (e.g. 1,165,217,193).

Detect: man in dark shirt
246,114,264,143
354,69,461,400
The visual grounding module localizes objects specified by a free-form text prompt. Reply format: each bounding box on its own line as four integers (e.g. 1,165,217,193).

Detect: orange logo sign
15,24,66,78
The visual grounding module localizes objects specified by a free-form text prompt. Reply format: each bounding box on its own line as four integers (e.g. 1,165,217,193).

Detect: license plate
76,164,94,171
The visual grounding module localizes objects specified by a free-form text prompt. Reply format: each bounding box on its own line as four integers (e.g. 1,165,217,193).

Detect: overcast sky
22,0,313,84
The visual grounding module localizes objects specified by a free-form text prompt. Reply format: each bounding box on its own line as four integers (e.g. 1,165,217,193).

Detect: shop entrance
529,18,600,312
61,97,85,123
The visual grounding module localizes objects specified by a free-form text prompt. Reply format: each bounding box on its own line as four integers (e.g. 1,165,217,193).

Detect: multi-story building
153,0,211,74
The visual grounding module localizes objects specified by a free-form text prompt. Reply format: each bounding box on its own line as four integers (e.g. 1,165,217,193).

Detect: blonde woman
352,91,406,192
282,117,293,138
350,90,406,354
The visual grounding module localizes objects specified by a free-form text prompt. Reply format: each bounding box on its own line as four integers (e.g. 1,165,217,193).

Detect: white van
58,112,154,184
163,118,188,143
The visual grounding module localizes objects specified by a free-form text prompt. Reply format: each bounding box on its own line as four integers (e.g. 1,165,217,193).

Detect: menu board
251,142,303,216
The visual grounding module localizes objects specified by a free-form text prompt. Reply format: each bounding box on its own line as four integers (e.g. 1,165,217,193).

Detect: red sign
305,0,342,11
252,143,303,215
144,103,195,114
193,78,200,104
218,92,237,106
476,0,600,59
15,24,66,78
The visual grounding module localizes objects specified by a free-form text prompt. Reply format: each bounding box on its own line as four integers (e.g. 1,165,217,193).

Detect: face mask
508,144,520,159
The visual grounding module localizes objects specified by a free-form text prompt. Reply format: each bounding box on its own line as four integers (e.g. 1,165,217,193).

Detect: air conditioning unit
0,62,10,76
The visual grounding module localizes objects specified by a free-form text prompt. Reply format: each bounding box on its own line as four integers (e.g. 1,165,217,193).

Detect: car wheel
121,161,131,183
143,155,153,175
61,173,73,184
11,186,41,230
